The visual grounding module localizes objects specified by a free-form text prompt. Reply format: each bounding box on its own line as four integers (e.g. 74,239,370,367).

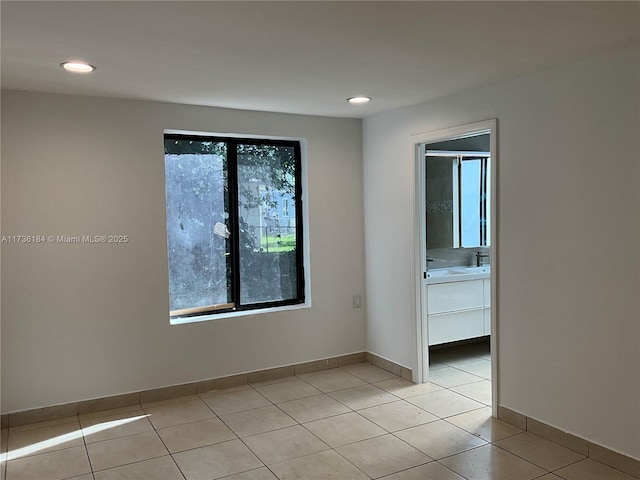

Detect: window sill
169,301,312,325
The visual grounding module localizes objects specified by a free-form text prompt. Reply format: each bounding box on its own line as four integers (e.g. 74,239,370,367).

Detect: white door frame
412,119,498,416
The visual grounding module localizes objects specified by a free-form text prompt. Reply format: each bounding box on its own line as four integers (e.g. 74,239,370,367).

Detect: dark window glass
164,135,304,318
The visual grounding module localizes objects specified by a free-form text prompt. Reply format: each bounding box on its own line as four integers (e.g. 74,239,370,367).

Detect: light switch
353,295,362,308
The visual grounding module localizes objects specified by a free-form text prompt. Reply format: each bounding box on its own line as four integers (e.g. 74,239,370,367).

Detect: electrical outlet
353,295,362,308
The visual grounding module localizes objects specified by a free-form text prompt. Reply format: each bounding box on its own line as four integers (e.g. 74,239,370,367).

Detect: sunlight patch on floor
0,414,149,462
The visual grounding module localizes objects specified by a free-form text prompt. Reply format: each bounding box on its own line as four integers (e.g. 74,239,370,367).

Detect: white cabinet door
484,308,491,335
427,280,483,314
428,309,484,346
483,278,491,307
483,279,491,335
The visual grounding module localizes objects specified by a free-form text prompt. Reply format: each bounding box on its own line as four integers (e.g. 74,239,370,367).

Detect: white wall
363,46,640,458
1,92,366,413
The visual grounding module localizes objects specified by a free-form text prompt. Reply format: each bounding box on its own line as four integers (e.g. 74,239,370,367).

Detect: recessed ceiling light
347,96,371,104
60,61,96,73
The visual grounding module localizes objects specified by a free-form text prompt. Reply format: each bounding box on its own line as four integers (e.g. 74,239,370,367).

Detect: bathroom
422,130,493,405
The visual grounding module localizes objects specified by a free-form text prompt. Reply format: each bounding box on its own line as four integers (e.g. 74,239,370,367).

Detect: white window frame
164,129,312,325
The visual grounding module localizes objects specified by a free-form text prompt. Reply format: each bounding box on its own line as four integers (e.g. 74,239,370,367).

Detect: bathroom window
460,159,480,246
425,151,490,249
460,157,490,247
164,133,305,320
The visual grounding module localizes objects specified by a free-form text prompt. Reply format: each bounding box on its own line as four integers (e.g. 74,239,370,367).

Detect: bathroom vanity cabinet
427,275,491,346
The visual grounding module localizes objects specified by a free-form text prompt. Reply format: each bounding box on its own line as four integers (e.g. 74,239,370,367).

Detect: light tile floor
1,341,638,479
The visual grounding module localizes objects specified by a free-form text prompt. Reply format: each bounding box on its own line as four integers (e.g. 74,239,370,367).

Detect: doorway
413,119,497,415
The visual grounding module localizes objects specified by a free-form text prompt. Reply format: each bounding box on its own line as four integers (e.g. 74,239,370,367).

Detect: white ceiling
2,1,638,118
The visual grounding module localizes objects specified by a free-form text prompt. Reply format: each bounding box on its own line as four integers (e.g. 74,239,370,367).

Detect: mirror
425,133,490,249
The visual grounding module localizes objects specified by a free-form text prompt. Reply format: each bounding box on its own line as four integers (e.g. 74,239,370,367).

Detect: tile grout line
141,409,187,480
487,441,555,474
295,365,475,479
437,385,492,409
211,384,274,477
217,382,369,479
432,443,494,480
292,382,382,479
78,414,97,480
247,367,413,479
547,455,588,475
165,390,245,476
430,352,553,479
85,398,188,479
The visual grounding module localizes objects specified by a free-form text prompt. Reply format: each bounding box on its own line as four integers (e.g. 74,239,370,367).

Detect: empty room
1,2,639,479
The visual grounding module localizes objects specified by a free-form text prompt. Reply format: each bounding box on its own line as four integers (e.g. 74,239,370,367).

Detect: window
425,151,490,249
164,133,305,319
459,156,490,247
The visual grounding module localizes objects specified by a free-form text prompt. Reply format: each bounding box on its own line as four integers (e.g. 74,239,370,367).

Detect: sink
426,269,460,278
449,266,490,274
426,265,490,283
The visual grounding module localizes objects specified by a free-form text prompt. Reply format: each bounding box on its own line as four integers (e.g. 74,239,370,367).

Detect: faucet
426,256,435,270
476,251,489,267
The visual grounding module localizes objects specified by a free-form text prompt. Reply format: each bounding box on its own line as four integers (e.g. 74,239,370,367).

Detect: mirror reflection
425,134,490,250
